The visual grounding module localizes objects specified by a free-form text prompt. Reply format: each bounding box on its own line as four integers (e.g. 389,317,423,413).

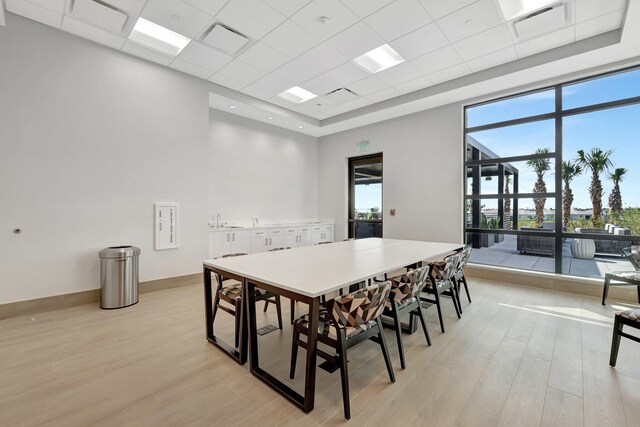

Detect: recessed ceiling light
277,86,318,104
496,0,556,21
229,105,236,109
267,116,273,120
353,44,405,74
128,17,191,56
298,125,303,129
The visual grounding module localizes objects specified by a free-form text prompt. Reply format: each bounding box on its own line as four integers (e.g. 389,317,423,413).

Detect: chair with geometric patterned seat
289,281,395,420
454,246,473,313
602,247,640,305
384,266,431,369
610,308,640,366
422,252,462,333
212,253,283,349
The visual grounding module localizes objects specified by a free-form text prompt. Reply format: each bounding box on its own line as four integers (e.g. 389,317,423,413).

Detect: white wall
318,104,464,244
0,15,210,304
209,110,318,223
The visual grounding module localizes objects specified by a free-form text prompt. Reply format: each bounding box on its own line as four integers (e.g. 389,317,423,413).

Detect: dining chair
602,247,640,305
212,253,283,348
422,253,462,333
610,308,640,366
454,246,473,313
263,247,290,320
384,266,431,369
290,281,395,420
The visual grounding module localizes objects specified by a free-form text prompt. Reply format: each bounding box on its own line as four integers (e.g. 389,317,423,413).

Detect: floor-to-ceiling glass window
349,154,383,239
464,66,640,279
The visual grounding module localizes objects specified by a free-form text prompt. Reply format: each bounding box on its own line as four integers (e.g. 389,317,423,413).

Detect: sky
467,68,640,210
355,183,381,211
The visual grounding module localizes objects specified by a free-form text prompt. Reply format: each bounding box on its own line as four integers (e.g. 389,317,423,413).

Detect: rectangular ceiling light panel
353,44,405,74
0,4,5,26
277,86,318,104
203,24,249,55
72,0,127,33
129,17,191,56
513,4,566,38
496,0,558,21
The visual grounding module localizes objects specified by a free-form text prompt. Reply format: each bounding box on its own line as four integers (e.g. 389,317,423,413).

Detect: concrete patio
469,235,635,279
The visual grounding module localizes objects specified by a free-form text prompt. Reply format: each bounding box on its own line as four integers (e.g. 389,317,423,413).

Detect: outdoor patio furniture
571,238,596,259
575,226,631,257
517,226,555,256
610,308,640,366
602,247,640,305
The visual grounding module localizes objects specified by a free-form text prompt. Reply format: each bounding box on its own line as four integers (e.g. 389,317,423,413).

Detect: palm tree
504,175,511,228
527,148,552,227
562,160,582,228
608,167,627,216
578,148,613,226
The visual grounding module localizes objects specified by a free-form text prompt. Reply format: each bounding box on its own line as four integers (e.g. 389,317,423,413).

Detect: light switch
390,209,396,216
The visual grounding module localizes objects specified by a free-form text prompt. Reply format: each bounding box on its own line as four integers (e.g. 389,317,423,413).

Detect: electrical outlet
390,209,396,216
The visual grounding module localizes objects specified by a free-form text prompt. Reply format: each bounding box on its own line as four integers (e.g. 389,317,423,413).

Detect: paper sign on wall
155,203,179,250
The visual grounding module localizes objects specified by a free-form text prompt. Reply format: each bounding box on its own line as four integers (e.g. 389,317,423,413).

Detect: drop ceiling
2,0,639,138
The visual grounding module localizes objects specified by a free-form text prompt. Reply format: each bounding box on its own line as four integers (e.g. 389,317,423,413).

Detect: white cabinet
209,230,250,258
312,225,334,244
284,226,312,247
250,228,286,252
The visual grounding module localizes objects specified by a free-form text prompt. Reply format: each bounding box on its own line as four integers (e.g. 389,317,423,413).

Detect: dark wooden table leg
203,267,214,340
303,297,320,413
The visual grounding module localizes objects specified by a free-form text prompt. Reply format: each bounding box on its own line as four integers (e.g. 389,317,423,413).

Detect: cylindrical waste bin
99,246,141,309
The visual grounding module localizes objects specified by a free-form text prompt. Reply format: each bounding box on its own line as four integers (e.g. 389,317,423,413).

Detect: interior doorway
348,154,383,239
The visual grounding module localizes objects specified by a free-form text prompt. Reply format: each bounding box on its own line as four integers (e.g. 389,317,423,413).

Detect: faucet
216,213,222,228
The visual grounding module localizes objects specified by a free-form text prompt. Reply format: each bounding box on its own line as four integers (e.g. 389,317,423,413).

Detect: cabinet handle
227,233,230,242
232,233,235,241
269,237,272,245
265,238,268,245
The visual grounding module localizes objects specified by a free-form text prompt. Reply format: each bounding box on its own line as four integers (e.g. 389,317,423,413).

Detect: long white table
202,238,463,413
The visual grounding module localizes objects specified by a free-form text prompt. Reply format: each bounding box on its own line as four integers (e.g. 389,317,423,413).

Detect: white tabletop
203,238,463,298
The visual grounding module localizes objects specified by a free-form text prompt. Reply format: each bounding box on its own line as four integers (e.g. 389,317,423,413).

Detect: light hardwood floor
2,278,639,426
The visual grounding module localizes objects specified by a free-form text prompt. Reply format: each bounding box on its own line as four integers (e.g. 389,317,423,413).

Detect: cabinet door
230,230,250,254
284,234,299,248
210,232,231,258
299,229,312,246
312,231,324,245
324,226,334,243
251,236,269,253
269,234,286,249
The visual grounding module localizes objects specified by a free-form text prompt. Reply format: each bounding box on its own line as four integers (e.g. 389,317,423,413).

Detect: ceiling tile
215,0,286,40
290,0,360,41
182,0,228,16
72,0,127,34
346,75,389,95
364,0,432,42
141,0,212,39
388,23,449,60
291,99,334,115
575,0,626,23
217,59,266,85
394,75,433,93
367,87,400,103
237,42,291,73
208,73,246,91
261,0,312,17
453,24,513,61
316,104,350,119
103,0,147,16
251,74,293,96
411,45,463,75
21,0,64,13
435,0,504,43
178,41,234,72
514,26,575,58
297,44,349,75
268,95,298,109
575,9,624,40
272,60,321,85
340,0,394,19
241,84,276,100
326,21,385,59
418,0,477,20
170,58,214,78
122,40,174,65
340,96,375,110
427,63,471,84
324,62,371,87
466,46,517,72
375,61,422,85
261,20,321,58
5,0,63,28
61,15,126,49
300,73,342,96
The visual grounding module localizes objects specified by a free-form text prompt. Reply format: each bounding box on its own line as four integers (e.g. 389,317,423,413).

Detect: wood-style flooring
1,278,639,426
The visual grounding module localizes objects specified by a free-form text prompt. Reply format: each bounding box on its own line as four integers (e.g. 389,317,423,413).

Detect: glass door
348,154,383,239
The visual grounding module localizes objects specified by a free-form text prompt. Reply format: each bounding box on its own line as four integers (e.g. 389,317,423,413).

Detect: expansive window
464,66,640,279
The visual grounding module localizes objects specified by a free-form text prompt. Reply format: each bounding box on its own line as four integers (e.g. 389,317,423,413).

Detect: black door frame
348,153,383,239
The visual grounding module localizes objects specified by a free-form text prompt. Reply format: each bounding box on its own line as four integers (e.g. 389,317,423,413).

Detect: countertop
209,221,334,232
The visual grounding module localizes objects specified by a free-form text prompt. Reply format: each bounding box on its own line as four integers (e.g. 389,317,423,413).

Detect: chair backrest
427,252,460,283
458,246,472,269
389,266,429,303
218,253,248,259
268,247,291,251
624,246,640,271
326,281,392,330
317,241,333,245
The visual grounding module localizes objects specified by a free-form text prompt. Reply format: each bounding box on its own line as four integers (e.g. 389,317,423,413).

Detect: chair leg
290,299,296,325
602,276,610,305
337,330,351,420
263,301,269,312
433,289,445,333
415,303,431,346
390,303,406,369
462,275,471,303
610,315,623,366
450,285,461,319
453,282,463,315
275,295,283,330
290,328,300,379
376,318,396,383
234,300,241,349
211,283,222,324
637,285,640,304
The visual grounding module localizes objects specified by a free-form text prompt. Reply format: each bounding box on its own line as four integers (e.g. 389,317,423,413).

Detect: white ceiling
2,0,638,138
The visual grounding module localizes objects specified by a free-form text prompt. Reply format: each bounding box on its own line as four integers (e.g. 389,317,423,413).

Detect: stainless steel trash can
99,246,141,309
